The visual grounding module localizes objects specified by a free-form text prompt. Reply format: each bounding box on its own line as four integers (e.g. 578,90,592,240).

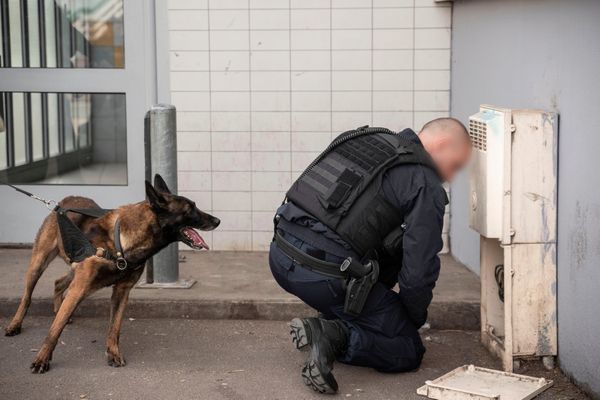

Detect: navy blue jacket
277,129,447,327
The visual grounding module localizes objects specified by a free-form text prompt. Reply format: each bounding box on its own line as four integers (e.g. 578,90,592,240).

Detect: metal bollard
138,104,195,289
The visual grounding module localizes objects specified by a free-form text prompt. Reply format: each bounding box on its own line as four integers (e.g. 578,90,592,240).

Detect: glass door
0,0,156,243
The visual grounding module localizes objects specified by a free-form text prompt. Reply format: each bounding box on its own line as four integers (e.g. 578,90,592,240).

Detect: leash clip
115,256,128,271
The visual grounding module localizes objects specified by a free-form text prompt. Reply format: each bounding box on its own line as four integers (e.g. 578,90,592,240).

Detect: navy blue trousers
269,236,426,373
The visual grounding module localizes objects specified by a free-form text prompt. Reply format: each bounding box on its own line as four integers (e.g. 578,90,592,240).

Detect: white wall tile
212,151,252,171
292,151,320,172
332,112,372,131
332,0,371,8
253,211,275,231
373,8,413,29
211,71,250,91
414,111,449,129
292,92,331,111
253,191,286,211
171,51,209,71
179,191,212,210
415,7,452,28
253,232,273,251
252,151,291,171
251,71,290,91
332,31,371,50
170,72,210,91
414,28,451,49
291,31,331,50
215,211,252,231
414,91,449,111
373,70,413,90
414,70,450,90
177,112,211,131
250,9,290,30
291,71,330,91
291,0,330,8
213,231,252,251
332,50,371,71
211,0,248,9
210,31,249,50
291,9,330,30
169,0,208,10
372,111,413,129
291,51,330,71
291,132,331,151
178,132,212,152
291,112,331,131
251,0,288,8
171,92,210,111
209,10,249,30
332,71,371,91
252,111,291,131
213,172,252,191
332,91,371,111
169,31,209,51
169,10,208,30
253,171,292,191
211,111,251,131
212,92,250,111
251,92,291,111
252,132,291,151
251,51,290,70
179,171,212,191
372,91,412,112
251,30,290,50
373,29,413,50
213,191,252,211
211,51,250,71
414,49,450,70
179,151,212,171
332,9,372,29
373,50,413,70
212,132,251,151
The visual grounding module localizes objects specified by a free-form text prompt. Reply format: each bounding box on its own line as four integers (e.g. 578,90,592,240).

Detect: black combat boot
289,317,348,394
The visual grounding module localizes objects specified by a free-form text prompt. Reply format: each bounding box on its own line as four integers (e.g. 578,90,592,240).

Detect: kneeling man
269,118,472,394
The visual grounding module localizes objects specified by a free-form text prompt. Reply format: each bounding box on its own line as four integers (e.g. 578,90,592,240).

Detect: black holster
342,257,380,316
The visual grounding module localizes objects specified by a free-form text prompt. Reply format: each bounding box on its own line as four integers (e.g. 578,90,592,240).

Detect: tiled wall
167,0,452,251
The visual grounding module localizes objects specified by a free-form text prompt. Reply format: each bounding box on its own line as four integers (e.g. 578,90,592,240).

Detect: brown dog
4,174,220,373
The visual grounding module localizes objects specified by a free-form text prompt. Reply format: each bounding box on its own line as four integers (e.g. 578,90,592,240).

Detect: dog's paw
30,358,51,373
4,324,21,336
106,352,126,368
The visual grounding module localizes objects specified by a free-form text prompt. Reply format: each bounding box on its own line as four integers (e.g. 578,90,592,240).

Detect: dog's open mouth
180,227,209,250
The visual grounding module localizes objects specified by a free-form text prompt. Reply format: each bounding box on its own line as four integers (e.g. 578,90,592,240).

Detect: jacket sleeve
397,182,446,328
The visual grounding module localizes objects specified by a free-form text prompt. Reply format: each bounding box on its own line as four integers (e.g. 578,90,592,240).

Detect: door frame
0,0,159,243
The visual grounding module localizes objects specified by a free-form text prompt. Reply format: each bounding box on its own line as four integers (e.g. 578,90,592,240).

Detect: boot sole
302,359,338,394
289,318,311,350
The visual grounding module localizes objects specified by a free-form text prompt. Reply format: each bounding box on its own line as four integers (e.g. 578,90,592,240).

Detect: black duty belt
274,231,346,279
274,228,380,316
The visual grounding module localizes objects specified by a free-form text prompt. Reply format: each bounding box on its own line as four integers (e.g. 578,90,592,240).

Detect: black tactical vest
285,126,437,257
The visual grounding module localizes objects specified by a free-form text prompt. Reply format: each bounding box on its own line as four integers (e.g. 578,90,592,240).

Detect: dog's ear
146,180,167,209
153,174,172,194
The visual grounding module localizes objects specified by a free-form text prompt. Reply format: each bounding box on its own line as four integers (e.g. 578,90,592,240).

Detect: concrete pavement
0,317,587,400
0,250,479,330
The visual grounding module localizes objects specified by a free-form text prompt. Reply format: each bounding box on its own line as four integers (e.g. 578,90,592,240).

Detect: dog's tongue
183,227,209,250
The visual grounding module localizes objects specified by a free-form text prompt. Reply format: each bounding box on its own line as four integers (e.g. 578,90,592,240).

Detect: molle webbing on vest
285,126,436,256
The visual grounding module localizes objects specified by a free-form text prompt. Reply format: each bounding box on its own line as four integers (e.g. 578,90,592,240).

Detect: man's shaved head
417,117,472,182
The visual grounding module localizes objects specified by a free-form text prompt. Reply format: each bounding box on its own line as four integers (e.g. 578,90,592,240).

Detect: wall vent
469,119,487,151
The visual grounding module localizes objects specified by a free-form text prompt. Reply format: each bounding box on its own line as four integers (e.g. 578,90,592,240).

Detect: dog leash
1,181,130,270
1,181,57,210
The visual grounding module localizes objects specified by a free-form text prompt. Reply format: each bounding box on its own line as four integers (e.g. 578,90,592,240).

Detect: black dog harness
3,183,131,270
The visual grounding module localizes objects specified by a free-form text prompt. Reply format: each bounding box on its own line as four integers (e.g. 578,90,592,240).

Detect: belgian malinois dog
4,174,220,373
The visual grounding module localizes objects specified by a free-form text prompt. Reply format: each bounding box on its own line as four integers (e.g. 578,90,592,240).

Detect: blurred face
425,135,472,182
